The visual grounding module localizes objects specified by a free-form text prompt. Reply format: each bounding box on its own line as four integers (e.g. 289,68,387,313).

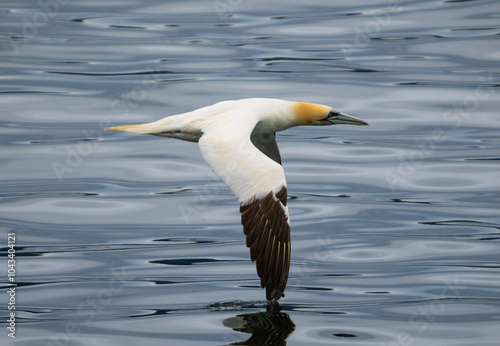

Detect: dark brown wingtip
240,186,290,302
266,287,285,301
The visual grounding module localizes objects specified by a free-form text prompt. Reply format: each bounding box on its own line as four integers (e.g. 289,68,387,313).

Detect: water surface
1,0,499,345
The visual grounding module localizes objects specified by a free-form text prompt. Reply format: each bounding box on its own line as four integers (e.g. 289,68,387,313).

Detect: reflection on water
1,0,500,345
223,302,295,345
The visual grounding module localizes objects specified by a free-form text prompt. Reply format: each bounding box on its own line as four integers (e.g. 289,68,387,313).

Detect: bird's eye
327,110,340,118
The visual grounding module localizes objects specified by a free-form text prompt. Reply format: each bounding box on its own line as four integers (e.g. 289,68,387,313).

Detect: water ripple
1,0,499,345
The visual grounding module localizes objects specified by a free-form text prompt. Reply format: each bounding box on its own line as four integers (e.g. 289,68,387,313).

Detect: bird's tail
105,121,163,134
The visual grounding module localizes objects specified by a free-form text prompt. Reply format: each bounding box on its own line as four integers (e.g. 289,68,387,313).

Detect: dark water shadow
222,302,295,345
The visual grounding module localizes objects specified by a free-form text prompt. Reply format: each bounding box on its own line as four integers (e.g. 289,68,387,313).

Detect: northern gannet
106,98,368,301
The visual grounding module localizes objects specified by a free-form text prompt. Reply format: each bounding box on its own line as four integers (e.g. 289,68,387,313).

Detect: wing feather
198,119,291,301
240,187,290,300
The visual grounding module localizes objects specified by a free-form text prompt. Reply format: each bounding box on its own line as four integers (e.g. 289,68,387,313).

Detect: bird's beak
327,112,369,126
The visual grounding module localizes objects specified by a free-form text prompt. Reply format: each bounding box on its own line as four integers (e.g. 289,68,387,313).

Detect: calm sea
1,0,499,345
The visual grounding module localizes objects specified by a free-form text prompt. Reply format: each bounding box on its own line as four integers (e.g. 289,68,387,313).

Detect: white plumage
107,98,368,301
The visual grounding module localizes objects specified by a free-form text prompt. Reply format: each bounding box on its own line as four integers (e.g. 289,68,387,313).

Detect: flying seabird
106,98,368,301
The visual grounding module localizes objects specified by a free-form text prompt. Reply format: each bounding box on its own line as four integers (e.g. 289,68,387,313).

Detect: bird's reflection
223,301,295,345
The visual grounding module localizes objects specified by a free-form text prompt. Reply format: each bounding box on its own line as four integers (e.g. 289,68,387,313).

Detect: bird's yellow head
292,102,369,126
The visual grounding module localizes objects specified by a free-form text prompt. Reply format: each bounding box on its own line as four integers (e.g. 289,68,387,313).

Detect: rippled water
1,0,499,345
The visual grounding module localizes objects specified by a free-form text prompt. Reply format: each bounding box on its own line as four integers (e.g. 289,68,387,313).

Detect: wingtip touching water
107,98,369,301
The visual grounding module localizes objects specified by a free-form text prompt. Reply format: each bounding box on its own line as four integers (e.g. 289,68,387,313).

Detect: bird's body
107,98,368,301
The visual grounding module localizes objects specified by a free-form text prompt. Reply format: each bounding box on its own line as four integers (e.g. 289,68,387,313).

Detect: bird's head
292,102,369,127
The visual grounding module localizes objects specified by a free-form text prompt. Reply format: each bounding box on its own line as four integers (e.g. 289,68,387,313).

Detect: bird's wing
239,185,290,301
250,126,281,165
198,118,290,301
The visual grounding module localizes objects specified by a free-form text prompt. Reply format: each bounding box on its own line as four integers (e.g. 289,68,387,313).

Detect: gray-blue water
1,0,499,345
